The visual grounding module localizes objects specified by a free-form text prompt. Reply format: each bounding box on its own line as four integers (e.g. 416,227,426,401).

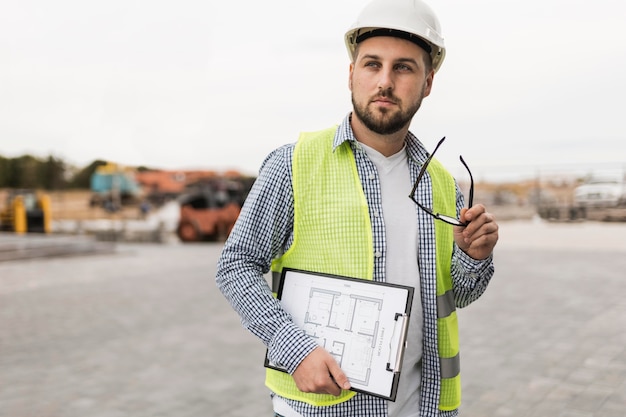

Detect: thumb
327,360,351,390
459,207,469,222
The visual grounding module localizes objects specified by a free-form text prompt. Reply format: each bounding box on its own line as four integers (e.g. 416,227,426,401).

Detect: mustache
373,89,398,101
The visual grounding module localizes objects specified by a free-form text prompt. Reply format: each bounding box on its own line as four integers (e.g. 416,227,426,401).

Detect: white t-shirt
361,142,422,417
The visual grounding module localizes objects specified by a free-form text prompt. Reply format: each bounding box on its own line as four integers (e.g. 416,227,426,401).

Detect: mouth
371,96,397,107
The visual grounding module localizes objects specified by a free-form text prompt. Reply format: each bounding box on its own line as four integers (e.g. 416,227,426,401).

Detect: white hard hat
345,0,446,72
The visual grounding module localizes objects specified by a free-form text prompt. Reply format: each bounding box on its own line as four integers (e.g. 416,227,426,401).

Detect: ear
423,70,434,97
348,62,355,91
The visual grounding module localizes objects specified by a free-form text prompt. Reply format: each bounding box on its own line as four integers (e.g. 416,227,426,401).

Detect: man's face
349,36,434,135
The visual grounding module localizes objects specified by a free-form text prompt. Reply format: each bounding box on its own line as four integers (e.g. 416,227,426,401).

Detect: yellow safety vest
266,127,461,410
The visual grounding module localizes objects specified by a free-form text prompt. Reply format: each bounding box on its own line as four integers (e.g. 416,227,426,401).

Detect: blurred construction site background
0,154,256,242
1,154,625,244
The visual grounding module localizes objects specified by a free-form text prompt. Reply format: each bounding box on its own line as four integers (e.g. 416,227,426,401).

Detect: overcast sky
1,0,625,182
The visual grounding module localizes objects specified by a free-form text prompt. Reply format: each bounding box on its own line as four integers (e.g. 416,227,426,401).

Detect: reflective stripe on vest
266,127,461,410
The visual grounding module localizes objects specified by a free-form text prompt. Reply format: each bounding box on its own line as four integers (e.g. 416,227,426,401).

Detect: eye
364,61,381,68
395,63,414,72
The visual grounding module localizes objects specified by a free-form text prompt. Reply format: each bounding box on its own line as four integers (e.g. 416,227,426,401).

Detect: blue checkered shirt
216,114,495,416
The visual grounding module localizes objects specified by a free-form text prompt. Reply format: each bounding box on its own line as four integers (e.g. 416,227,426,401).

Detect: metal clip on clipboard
386,312,409,372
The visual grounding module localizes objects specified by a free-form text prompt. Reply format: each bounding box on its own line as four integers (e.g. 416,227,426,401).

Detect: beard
352,87,426,135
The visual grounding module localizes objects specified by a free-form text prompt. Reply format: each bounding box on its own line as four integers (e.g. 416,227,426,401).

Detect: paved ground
0,220,625,417
0,233,115,262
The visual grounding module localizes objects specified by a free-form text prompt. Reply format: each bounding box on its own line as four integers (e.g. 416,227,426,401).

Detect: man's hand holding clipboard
292,346,352,396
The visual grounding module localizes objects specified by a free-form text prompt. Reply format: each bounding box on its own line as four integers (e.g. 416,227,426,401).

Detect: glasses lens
437,214,465,226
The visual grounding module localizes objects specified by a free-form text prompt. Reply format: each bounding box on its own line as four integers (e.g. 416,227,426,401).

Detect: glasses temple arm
459,155,474,208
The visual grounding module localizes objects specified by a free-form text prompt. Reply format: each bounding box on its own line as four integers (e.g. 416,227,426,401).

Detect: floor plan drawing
270,269,414,401
301,287,383,385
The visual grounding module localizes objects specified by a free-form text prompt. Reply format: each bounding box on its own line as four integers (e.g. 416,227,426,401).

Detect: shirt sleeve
215,144,319,373
451,180,495,308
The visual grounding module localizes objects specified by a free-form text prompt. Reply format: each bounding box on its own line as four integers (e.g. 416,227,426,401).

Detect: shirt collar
333,113,357,150
333,113,431,164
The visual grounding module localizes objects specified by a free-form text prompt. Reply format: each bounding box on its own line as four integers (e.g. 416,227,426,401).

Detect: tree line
0,154,108,190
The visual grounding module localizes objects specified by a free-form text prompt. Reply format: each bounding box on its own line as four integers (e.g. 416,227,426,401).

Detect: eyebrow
360,54,420,67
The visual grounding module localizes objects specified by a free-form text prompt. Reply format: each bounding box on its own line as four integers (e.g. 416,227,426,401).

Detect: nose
377,68,394,93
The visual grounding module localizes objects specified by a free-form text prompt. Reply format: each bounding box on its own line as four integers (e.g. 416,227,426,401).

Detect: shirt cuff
452,248,494,282
268,321,319,374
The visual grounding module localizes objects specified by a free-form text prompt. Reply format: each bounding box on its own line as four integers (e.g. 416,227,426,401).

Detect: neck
350,114,408,157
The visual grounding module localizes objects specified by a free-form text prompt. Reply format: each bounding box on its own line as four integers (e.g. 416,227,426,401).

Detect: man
215,0,499,415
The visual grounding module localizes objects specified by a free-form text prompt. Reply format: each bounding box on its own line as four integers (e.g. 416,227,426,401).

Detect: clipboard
264,268,414,401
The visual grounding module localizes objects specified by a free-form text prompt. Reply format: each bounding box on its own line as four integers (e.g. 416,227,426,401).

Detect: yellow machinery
0,190,51,234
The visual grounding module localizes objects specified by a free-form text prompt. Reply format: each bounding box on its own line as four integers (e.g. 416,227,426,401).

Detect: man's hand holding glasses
409,137,499,260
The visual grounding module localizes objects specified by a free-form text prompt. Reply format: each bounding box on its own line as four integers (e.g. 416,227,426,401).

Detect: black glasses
408,137,474,226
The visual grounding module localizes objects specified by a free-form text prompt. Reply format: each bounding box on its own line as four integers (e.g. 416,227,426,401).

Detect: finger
324,374,342,396
292,347,350,396
463,204,487,223
327,361,351,391
466,224,499,259
294,369,340,395
465,216,497,244
309,372,342,396
463,208,493,236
